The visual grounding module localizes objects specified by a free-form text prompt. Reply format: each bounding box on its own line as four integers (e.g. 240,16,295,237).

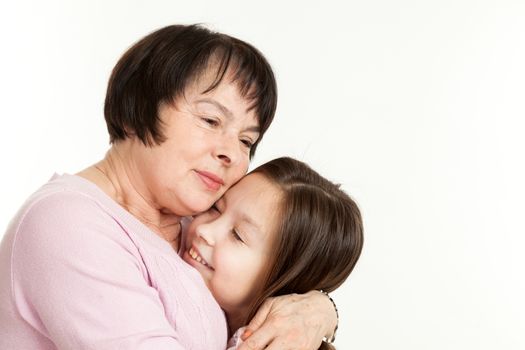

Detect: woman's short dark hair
104,24,277,157
247,157,364,349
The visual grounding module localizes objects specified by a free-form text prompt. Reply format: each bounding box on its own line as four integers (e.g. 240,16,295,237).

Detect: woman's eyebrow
196,98,232,118
196,98,260,133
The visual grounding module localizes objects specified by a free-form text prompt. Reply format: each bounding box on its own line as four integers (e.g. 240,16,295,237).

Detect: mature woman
0,25,337,349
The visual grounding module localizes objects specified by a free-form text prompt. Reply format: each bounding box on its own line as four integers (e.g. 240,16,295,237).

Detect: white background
1,1,524,349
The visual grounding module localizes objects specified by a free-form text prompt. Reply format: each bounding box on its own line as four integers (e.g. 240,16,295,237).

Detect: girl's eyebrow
239,213,260,235
221,196,261,238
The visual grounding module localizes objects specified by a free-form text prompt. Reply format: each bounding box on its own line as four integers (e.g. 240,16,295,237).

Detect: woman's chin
183,198,221,216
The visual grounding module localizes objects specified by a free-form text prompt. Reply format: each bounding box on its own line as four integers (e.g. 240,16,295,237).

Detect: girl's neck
226,307,248,338
77,144,182,249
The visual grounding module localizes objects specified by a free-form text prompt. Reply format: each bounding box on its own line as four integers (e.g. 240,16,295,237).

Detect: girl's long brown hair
246,157,364,350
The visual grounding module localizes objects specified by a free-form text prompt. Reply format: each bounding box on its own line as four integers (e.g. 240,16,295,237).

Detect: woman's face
128,73,260,216
182,173,282,316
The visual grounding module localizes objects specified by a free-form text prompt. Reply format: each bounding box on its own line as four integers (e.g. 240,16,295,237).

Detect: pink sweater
0,174,228,349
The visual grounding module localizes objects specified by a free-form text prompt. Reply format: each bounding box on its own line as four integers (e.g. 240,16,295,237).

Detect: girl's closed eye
205,203,221,218
210,203,220,212
231,228,245,243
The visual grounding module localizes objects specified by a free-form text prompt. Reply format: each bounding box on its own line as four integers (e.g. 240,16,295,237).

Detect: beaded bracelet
320,290,338,344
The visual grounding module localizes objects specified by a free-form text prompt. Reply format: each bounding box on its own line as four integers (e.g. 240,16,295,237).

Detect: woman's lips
195,170,224,191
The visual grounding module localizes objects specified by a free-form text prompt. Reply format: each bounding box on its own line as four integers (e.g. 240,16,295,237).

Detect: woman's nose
214,134,240,166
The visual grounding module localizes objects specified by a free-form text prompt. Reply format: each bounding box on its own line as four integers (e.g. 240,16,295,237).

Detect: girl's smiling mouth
188,247,214,270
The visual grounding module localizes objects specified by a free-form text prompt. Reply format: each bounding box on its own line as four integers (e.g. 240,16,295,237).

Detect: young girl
182,157,364,349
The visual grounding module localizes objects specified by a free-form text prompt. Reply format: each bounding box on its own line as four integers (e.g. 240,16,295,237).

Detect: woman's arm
237,291,337,350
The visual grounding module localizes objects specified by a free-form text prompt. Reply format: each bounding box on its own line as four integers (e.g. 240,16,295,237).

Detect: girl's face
182,173,281,316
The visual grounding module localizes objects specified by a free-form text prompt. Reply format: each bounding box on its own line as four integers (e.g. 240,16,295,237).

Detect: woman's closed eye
201,116,220,127
240,138,253,149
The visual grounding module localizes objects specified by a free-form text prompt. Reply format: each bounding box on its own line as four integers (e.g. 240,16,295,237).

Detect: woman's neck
77,144,182,250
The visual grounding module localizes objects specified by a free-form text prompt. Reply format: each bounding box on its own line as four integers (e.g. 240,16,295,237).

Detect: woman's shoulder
5,173,181,275
12,174,118,231
3,175,157,293
5,174,143,262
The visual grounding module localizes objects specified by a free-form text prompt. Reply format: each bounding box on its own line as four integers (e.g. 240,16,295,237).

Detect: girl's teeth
189,247,208,267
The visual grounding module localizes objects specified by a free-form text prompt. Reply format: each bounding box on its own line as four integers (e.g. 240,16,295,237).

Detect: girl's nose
196,222,216,246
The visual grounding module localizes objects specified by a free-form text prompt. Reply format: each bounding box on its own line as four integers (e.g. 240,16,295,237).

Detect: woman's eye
240,139,253,148
231,229,244,243
202,117,219,127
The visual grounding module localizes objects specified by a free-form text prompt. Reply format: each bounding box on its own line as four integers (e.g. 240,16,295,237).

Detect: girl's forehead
229,173,273,198
225,173,282,243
